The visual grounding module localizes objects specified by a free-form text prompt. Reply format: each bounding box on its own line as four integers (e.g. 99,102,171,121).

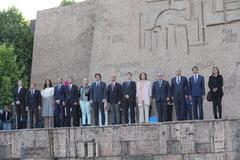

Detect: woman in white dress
136,72,151,123
41,79,54,128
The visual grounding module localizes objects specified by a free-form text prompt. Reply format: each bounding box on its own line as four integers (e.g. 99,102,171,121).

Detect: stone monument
31,0,240,119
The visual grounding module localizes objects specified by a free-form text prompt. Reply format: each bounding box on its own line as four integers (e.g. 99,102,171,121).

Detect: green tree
0,7,33,83
0,44,24,108
60,0,76,6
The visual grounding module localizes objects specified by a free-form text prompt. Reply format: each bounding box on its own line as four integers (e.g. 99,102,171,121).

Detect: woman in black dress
208,67,224,119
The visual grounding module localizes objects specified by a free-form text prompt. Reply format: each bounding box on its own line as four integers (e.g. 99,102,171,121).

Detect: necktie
177,77,180,84
112,83,115,90
127,81,130,87
31,90,34,96
195,75,198,83
159,80,162,87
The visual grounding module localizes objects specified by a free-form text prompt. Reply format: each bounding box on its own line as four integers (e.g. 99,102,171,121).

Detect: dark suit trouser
64,104,71,127
186,105,193,120
167,105,173,121
29,106,39,128
123,97,135,124
212,95,222,119
16,104,26,129
192,97,203,120
93,101,105,126
110,103,120,124
174,98,185,121
71,104,79,127
156,100,168,122
54,103,65,127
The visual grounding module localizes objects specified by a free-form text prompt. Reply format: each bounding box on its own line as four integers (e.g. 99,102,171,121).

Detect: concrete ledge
0,119,240,159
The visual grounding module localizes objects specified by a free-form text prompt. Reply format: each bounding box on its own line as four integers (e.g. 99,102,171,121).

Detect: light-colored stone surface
0,119,240,159
31,0,240,120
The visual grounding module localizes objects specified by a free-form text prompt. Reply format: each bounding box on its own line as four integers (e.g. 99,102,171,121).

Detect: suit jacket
64,84,79,105
189,75,205,97
54,84,65,102
14,87,27,105
136,80,151,105
171,76,189,99
107,82,122,104
208,75,224,96
152,80,171,102
0,111,12,123
26,89,41,107
90,81,107,103
122,80,136,99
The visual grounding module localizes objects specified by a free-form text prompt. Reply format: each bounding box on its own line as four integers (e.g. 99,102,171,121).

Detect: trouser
192,96,204,120
156,100,168,122
174,98,186,121
80,101,91,125
167,105,173,121
3,123,12,130
71,104,79,127
212,95,223,119
64,104,71,127
109,103,120,124
16,104,27,129
186,106,193,120
93,101,105,126
123,98,135,124
138,104,150,123
29,106,39,128
54,103,65,127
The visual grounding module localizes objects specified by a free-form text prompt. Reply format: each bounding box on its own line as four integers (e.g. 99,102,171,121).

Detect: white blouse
41,87,54,98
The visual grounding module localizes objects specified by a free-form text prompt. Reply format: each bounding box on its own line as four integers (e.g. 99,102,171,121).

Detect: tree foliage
0,7,33,108
0,44,24,107
0,7,33,82
60,0,76,6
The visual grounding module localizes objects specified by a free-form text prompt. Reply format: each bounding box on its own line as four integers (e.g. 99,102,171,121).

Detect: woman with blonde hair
79,78,91,126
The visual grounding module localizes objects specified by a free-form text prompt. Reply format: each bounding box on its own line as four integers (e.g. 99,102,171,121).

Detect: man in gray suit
90,73,107,126
171,69,189,120
152,72,171,122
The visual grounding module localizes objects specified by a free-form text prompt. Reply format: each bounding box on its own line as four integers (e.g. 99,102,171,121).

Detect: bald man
107,75,122,124
171,69,189,121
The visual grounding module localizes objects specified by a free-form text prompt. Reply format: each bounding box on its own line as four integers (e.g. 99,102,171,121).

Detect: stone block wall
0,119,240,159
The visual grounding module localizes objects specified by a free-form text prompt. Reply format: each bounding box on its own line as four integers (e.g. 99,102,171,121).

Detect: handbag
207,91,212,102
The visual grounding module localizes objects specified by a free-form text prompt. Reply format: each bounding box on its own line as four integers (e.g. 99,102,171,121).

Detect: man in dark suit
189,66,205,120
64,76,79,127
90,73,107,126
26,82,41,128
171,69,189,121
14,79,27,129
122,72,136,124
54,78,65,127
107,75,122,125
152,73,171,122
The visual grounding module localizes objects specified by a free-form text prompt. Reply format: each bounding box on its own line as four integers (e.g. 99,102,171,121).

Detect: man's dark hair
126,72,132,76
192,66,198,71
95,73,102,79
68,76,73,80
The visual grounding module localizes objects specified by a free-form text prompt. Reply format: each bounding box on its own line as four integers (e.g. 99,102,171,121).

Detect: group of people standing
12,66,223,129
